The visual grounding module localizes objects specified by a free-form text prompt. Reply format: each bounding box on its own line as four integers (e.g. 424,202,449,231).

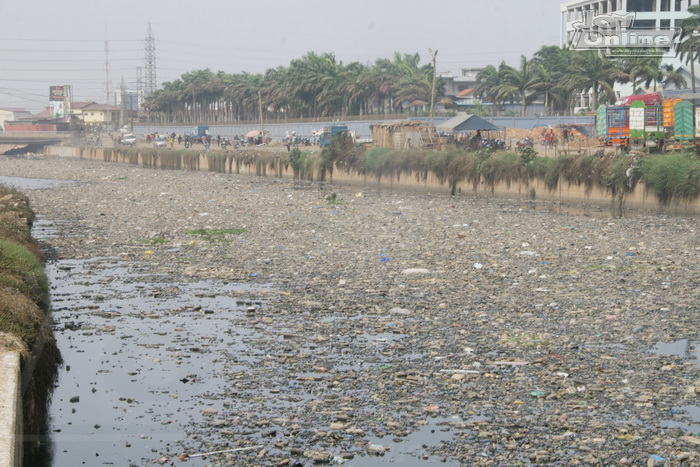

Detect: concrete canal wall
45,145,700,215
0,182,60,467
0,348,22,466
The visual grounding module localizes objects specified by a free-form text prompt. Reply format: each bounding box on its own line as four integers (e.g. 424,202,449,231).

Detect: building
114,90,141,112
440,68,547,117
561,0,697,46
78,103,121,129
440,68,483,97
561,0,700,110
0,108,32,124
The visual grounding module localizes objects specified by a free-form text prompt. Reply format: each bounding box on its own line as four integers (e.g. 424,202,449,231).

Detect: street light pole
429,48,438,125
258,91,264,141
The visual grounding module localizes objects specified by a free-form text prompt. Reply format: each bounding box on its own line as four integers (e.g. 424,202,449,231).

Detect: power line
0,37,141,42
0,48,143,53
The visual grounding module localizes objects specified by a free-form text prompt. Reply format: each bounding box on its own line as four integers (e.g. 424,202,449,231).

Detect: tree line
144,52,438,123
144,6,700,122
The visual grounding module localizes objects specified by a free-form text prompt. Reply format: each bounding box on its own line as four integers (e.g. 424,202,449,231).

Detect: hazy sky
0,0,565,113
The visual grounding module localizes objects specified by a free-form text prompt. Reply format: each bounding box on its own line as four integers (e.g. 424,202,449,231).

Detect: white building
561,0,700,110
0,108,32,124
561,0,697,46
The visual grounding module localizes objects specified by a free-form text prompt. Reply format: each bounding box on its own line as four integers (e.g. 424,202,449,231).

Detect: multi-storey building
561,0,696,46
561,0,700,109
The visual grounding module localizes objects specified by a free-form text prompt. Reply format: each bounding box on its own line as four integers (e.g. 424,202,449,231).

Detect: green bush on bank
0,184,62,440
639,152,700,206
139,144,700,210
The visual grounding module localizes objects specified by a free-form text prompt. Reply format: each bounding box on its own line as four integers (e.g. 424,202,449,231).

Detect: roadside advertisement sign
49,85,72,121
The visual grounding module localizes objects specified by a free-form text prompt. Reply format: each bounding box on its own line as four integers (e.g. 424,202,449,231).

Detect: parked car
121,134,136,146
154,137,167,148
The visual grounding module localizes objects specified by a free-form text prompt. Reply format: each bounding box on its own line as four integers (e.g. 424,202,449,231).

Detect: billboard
49,85,72,121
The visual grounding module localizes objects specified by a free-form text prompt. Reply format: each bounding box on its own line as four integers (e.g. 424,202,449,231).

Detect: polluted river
1,155,699,466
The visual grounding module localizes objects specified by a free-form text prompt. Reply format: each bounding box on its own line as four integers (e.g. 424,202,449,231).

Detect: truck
192,126,209,137
319,125,348,147
599,92,700,152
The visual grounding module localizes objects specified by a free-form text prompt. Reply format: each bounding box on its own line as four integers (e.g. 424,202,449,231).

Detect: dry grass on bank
0,184,62,439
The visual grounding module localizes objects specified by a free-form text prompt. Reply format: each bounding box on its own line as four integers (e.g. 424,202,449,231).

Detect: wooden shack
370,122,439,149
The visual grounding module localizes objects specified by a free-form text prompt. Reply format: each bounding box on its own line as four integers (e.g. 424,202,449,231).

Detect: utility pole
258,91,264,141
136,66,143,120
119,77,126,129
429,48,438,125
104,39,111,105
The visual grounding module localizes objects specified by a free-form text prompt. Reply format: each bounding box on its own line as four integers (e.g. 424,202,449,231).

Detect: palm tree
474,65,502,116
676,5,700,93
531,45,578,115
530,64,558,116
657,64,687,90
564,51,623,109
496,56,540,117
616,54,662,92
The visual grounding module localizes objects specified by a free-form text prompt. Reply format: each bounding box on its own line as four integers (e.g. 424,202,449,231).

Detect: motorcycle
515,137,533,152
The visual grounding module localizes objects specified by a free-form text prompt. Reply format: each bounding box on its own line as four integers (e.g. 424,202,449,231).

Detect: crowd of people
452,130,506,150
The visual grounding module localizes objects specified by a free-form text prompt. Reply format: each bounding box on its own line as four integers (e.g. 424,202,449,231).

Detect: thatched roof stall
370,121,438,149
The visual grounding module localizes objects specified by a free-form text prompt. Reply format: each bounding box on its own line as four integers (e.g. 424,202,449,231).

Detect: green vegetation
136,4,700,124
0,240,49,311
0,184,62,440
639,152,700,206
138,43,686,121
145,52,437,122
188,228,246,242
134,142,700,215
325,192,346,205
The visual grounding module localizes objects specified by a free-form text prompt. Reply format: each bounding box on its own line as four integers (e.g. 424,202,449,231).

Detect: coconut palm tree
474,65,503,116
616,53,662,92
564,50,624,109
657,64,687,90
676,5,700,93
496,55,540,117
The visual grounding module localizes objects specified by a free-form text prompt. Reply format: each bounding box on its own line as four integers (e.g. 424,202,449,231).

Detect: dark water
652,339,700,435
40,253,271,466
33,216,460,466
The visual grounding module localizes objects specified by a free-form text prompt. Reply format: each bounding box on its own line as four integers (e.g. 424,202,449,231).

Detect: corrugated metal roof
456,88,474,97
72,101,97,109
81,103,120,111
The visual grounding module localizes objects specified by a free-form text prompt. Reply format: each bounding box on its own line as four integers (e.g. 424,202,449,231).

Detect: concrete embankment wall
0,349,22,466
0,183,61,467
46,145,700,215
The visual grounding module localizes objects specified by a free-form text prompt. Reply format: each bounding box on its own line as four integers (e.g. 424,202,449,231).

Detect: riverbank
46,144,700,217
1,153,699,465
0,181,62,466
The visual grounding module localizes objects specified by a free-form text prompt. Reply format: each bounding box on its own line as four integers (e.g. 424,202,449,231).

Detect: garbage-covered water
35,216,463,466
41,251,273,466
0,175,74,190
653,339,700,436
4,158,700,466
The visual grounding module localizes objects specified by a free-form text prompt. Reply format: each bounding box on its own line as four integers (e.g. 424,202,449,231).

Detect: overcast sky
0,0,565,113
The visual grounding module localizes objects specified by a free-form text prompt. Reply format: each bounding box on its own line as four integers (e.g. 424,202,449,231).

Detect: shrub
639,152,700,206
0,239,49,311
478,152,526,192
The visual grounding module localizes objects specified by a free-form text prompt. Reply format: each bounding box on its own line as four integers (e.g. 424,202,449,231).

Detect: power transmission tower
145,24,157,96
